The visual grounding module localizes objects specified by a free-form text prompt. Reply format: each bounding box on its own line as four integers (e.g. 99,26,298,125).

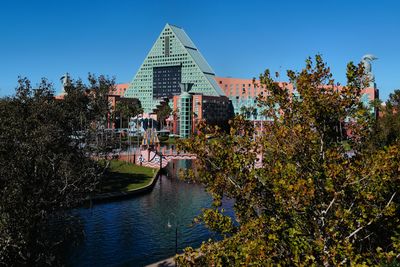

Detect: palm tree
115,100,143,161
157,104,172,130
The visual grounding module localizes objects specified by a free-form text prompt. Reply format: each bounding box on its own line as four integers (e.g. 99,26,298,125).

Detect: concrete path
145,256,175,267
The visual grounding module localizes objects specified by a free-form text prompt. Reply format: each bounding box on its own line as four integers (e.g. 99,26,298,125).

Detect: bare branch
386,192,396,208
346,220,372,239
322,197,336,215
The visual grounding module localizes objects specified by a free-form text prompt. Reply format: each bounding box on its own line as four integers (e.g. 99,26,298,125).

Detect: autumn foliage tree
177,55,400,266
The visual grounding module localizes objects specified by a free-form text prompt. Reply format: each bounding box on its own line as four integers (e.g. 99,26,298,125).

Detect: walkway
145,257,175,267
117,148,264,169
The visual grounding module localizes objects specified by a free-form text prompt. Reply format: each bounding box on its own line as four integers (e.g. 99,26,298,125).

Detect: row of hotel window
223,83,265,89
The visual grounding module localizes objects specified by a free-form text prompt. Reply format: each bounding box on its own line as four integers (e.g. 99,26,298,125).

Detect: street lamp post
175,226,178,255
128,117,132,163
117,115,122,150
128,116,135,163
137,113,142,149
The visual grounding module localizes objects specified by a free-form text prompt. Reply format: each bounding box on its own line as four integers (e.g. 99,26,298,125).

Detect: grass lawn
100,160,156,193
160,136,178,145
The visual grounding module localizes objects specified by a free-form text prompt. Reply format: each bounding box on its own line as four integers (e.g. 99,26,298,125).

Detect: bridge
118,148,264,170
118,148,196,169
117,128,259,169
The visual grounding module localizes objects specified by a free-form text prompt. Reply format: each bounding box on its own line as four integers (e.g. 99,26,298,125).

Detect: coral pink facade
214,77,294,98
114,83,129,96
215,77,264,98
215,76,377,102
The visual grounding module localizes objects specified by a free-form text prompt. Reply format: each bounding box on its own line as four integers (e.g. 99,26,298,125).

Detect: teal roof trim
186,48,215,75
169,24,197,49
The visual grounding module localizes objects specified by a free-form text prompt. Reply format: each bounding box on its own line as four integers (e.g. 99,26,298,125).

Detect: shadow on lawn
100,163,151,193
100,171,151,193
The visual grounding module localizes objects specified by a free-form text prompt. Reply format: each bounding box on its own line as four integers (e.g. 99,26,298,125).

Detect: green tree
177,55,400,266
115,99,143,129
0,75,117,266
114,99,143,163
240,106,256,119
156,100,172,130
61,73,120,164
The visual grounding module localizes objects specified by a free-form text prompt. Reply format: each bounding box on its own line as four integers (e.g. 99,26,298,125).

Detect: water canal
66,160,234,266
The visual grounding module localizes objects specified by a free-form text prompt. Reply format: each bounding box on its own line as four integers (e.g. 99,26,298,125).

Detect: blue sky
0,0,399,100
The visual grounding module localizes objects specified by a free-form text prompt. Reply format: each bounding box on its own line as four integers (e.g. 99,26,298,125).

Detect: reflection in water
66,160,234,267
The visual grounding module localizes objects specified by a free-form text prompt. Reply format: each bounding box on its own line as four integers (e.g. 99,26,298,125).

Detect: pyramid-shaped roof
124,23,224,113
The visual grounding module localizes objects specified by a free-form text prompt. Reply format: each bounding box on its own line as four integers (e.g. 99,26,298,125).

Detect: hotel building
122,24,379,137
